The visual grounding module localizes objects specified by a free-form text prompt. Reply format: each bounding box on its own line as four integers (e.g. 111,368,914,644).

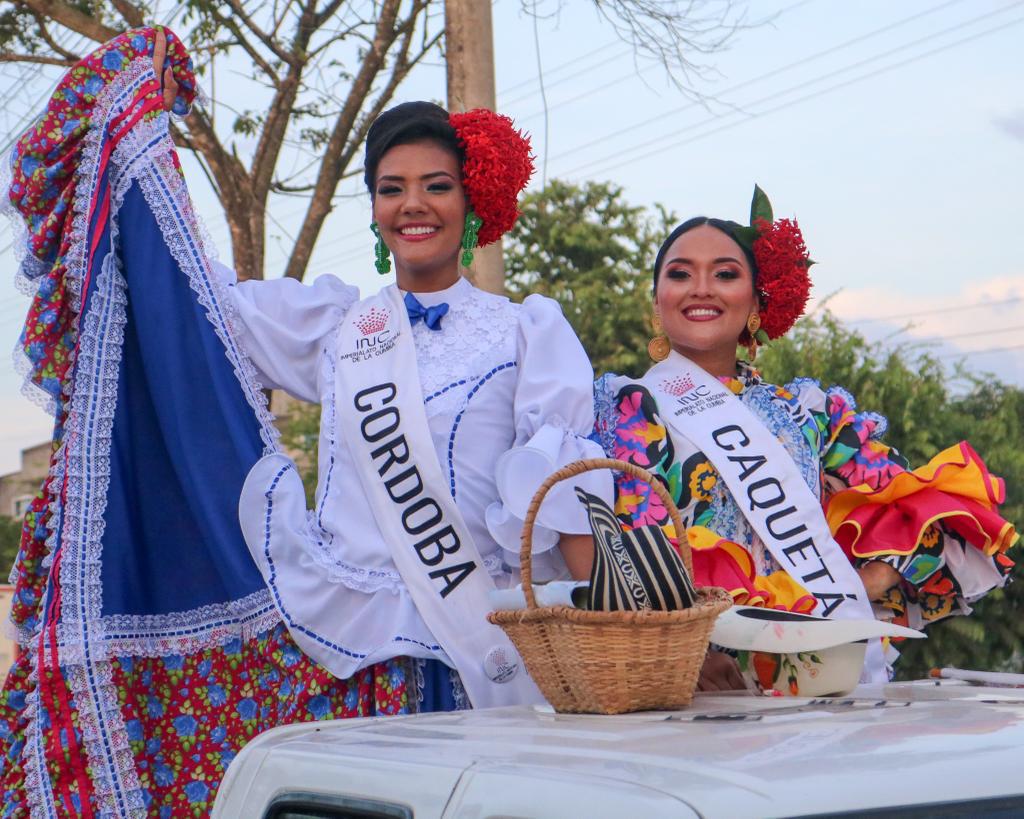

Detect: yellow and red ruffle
684,526,817,614
826,442,1018,560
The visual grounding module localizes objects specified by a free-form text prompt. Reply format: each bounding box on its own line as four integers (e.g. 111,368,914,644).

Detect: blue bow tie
404,292,449,331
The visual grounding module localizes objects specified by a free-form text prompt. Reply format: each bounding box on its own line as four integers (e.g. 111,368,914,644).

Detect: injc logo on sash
355,307,392,350
661,375,717,413
660,375,696,396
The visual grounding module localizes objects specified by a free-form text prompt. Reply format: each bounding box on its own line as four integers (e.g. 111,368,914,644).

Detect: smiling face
372,140,467,291
654,224,759,375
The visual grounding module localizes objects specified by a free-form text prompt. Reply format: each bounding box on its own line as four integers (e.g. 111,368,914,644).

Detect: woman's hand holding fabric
856,559,901,601
153,28,180,112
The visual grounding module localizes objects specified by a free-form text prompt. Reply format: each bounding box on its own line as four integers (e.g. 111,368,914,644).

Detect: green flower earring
370,222,391,275
460,211,483,268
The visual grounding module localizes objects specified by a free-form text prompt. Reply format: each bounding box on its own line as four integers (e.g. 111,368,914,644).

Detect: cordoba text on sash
354,382,476,598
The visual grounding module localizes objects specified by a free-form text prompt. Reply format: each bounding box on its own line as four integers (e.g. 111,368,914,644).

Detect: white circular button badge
483,645,520,684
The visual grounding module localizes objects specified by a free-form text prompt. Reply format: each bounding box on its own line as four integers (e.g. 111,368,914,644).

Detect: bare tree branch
308,20,367,58
283,0,440,280
170,121,222,198
5,0,741,286
312,0,351,30
20,0,119,43
30,10,81,60
109,0,146,28
206,6,281,84
270,0,300,40
221,0,295,65
0,51,74,65
281,0,410,280
525,0,751,95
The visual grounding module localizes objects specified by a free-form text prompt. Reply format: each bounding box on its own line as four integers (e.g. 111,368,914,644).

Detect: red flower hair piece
449,109,534,247
751,216,812,339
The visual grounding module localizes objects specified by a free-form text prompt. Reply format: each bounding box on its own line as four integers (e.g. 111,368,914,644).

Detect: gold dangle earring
648,311,671,362
745,313,762,362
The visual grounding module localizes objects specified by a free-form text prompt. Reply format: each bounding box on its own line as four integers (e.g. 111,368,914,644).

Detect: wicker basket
488,457,732,714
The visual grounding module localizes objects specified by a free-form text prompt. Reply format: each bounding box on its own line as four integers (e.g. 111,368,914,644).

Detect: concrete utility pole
445,0,505,295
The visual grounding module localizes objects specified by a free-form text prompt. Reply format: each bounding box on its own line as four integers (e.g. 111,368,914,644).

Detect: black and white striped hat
575,487,697,612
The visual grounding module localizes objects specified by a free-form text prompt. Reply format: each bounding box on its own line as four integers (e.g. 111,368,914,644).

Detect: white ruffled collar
402,275,471,308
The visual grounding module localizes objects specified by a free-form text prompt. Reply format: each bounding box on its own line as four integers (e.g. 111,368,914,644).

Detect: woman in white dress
225,101,609,709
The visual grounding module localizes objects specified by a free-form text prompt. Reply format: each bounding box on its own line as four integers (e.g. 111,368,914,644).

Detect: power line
204,2,819,258
501,48,633,109
557,0,1021,178
496,39,623,99
309,1,963,270
938,343,1024,360
505,0,821,112
544,0,972,165
905,324,1024,344
845,296,1023,325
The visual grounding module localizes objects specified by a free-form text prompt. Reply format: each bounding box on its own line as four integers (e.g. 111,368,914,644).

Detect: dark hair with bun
363,101,465,195
652,216,759,293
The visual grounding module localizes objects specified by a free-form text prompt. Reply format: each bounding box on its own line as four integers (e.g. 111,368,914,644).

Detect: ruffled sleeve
815,383,1018,628
817,384,908,491
485,295,612,566
211,260,360,402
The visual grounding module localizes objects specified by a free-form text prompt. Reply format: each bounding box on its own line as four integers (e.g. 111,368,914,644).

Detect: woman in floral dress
592,188,1017,687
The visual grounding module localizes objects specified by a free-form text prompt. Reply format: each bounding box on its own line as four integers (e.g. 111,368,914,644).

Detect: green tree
0,516,21,578
758,313,1024,676
757,311,952,465
891,380,1024,676
504,179,674,377
277,400,321,507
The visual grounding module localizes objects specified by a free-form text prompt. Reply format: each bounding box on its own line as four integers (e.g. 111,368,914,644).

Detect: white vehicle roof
214,680,1024,818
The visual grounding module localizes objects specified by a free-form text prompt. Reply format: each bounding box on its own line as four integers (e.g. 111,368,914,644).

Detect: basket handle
519,457,691,610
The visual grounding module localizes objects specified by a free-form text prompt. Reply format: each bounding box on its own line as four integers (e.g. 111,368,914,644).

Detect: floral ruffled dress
593,364,1017,628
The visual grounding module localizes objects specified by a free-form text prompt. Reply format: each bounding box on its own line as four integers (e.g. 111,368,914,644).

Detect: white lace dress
220,270,610,678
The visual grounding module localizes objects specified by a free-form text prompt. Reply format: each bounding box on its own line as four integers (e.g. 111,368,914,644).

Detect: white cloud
812,275,1024,385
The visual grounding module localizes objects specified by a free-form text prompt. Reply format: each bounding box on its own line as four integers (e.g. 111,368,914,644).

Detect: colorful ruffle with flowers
594,366,1017,630
0,628,438,817
0,29,462,818
827,441,1017,628
687,526,816,613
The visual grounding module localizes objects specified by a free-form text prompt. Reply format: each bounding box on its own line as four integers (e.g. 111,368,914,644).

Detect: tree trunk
444,0,505,295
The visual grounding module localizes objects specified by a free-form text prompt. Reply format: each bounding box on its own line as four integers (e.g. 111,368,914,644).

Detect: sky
0,0,1021,473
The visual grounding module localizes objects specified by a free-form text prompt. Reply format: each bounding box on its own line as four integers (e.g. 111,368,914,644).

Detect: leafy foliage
0,516,20,580
277,400,321,508
504,179,674,377
758,315,1024,676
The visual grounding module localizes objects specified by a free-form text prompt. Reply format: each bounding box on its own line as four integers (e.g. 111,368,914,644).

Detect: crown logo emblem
661,375,695,396
355,307,389,336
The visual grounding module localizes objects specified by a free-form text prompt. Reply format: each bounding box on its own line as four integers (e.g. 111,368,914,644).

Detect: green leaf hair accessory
750,183,774,225
742,184,813,341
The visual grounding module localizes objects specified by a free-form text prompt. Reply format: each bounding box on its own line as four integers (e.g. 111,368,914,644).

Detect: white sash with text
334,286,544,707
643,354,886,681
